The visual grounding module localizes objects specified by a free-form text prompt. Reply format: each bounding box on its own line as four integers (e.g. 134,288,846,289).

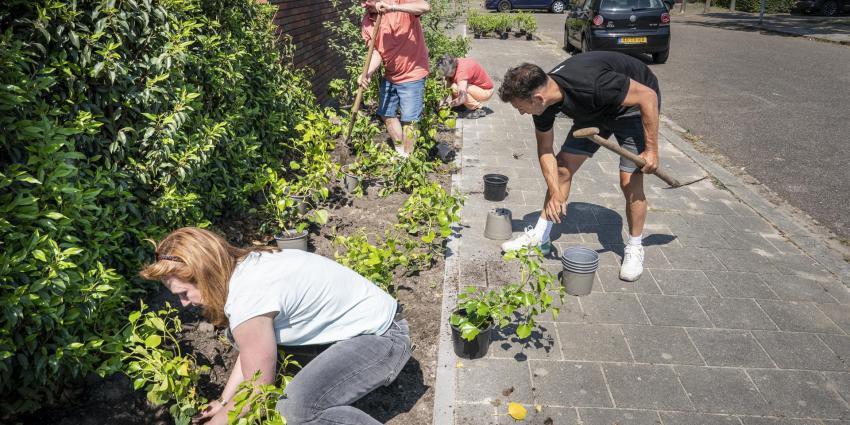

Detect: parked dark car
793,0,849,16
564,0,671,63
485,0,569,13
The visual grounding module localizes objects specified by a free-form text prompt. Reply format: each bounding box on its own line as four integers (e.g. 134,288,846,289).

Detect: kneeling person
436,55,494,118
498,51,662,282
141,227,410,425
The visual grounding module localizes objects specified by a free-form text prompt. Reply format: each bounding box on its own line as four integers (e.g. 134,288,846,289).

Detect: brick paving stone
820,334,850,362
704,271,780,300
768,254,833,277
621,325,704,365
557,324,633,363
659,247,727,271
697,297,778,330
577,408,662,424
457,358,534,404
579,293,649,325
723,215,778,234
686,329,775,368
820,279,850,304
748,369,850,419
660,412,743,425
538,293,586,323
517,406,580,425
486,260,521,288
739,418,822,425
757,300,844,334
818,304,850,334
489,323,561,361
651,269,720,296
529,361,613,407
676,366,771,415
760,274,839,304
596,266,662,295
605,244,673,270
602,363,694,411
638,294,713,327
550,222,584,244
579,224,628,245
823,372,850,407
454,403,500,425
712,249,780,274
752,331,848,371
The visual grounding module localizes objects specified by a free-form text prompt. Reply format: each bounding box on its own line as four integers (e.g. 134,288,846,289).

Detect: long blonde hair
139,227,277,327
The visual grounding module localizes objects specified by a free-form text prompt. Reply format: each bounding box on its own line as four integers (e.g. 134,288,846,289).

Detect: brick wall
268,0,350,104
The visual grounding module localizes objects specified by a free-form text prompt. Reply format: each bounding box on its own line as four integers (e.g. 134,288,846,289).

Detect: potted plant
499,14,512,39
341,163,364,194
262,169,329,251
467,11,484,39
449,247,564,359
517,13,537,40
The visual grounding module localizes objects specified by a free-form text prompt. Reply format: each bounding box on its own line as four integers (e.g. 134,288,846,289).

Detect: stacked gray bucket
561,246,599,296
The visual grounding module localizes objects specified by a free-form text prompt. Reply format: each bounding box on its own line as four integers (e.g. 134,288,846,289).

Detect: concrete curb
432,119,463,425
659,116,850,285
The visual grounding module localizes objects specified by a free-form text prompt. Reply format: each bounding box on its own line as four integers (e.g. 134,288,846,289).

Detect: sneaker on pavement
500,226,552,256
394,145,410,158
619,244,644,281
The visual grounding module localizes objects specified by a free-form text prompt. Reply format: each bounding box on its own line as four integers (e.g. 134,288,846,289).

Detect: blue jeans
276,320,411,425
377,78,425,123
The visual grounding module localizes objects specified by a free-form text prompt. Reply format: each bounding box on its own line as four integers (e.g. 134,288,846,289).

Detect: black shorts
561,116,646,173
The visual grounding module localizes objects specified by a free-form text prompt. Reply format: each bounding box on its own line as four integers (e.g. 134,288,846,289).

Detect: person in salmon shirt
435,55,494,119
359,0,430,158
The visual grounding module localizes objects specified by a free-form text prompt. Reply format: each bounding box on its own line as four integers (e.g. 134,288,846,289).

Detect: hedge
710,0,795,12
0,0,316,414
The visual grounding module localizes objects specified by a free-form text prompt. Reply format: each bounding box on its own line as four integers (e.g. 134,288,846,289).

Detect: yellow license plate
618,36,647,44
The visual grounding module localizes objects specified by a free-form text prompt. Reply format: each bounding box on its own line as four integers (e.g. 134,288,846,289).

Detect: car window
599,0,665,10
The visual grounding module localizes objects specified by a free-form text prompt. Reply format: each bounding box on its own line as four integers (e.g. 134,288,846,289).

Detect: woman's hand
192,400,224,424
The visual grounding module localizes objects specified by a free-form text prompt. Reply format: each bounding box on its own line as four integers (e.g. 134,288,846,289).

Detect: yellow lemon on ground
507,402,527,420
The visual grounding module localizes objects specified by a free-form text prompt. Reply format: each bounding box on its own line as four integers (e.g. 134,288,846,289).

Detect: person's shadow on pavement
517,202,677,260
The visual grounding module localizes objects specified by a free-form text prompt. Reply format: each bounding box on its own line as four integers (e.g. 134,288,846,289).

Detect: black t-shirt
533,51,660,132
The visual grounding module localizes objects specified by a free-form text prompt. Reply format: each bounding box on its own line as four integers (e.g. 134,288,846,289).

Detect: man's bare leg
619,170,647,281
383,116,403,146
401,122,416,155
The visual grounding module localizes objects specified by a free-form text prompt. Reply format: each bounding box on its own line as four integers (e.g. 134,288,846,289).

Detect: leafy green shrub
450,248,565,341
0,0,321,414
397,182,464,243
728,0,795,12
515,12,538,33
334,231,433,293
101,302,208,425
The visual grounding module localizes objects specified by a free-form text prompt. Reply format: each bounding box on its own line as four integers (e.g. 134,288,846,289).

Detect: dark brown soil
23,129,457,425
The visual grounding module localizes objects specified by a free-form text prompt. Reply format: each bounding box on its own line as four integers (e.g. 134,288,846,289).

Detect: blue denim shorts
378,78,425,123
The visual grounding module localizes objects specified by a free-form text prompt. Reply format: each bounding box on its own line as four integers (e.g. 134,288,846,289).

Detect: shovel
572,127,707,189
344,12,383,144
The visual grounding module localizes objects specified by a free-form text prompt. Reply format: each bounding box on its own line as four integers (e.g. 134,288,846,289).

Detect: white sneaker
394,145,410,158
619,244,644,282
500,226,552,255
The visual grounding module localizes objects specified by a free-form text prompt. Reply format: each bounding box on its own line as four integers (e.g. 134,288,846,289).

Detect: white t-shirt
224,250,397,346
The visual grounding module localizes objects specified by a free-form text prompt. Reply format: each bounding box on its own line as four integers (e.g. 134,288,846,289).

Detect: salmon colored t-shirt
361,1,429,84
453,58,493,90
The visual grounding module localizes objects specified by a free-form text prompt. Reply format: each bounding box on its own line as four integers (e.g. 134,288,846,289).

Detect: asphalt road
521,12,850,240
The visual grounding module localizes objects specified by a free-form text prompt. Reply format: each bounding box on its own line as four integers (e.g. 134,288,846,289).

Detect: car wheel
551,0,567,13
498,0,512,12
652,49,670,64
582,35,592,53
821,0,838,15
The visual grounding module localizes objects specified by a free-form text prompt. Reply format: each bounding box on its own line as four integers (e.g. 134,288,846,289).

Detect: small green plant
515,12,538,34
450,247,564,341
103,302,208,425
397,182,464,243
334,230,433,293
227,351,300,425
261,168,329,238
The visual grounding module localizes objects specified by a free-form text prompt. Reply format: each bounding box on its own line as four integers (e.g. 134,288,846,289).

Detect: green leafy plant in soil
333,230,434,294
397,182,464,244
450,248,565,341
100,302,208,425
0,0,320,415
227,352,300,425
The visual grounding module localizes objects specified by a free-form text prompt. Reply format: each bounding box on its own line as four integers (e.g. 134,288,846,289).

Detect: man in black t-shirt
498,51,661,282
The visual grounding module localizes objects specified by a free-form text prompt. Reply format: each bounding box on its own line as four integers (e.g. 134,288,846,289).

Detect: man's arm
536,129,566,223
451,80,469,107
620,78,659,173
358,50,383,89
377,1,430,15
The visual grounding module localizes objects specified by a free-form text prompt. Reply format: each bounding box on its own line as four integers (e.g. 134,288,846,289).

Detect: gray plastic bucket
561,247,599,296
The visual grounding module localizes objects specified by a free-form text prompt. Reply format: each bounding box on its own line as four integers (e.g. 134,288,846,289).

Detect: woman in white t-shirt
139,227,410,425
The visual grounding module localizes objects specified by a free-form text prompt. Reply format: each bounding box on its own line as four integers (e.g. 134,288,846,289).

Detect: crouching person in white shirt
139,227,409,425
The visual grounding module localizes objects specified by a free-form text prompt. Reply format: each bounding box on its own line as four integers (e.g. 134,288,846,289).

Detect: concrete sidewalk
434,36,850,424
674,10,850,45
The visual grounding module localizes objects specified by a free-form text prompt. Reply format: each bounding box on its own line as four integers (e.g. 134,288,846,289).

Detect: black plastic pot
526,33,533,40
275,230,308,251
500,31,509,40
450,310,494,359
474,32,481,39
435,142,456,163
483,174,508,201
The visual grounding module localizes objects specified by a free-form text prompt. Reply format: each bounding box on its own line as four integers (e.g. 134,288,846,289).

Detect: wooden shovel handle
572,127,681,187
345,13,383,141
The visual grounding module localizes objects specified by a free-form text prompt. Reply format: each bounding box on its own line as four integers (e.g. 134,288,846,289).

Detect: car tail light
660,12,670,25
592,15,604,26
